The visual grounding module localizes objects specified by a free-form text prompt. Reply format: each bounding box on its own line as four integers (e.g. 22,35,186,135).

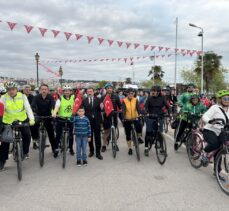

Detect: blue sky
0,0,228,83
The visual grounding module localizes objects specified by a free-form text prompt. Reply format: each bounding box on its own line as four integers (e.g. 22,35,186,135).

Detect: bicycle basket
1,125,13,143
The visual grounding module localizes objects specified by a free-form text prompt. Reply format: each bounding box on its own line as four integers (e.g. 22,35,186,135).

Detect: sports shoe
115,145,119,151
213,172,226,182
0,161,5,171
101,146,106,153
33,142,38,150
174,143,178,151
83,160,88,166
96,154,103,160
201,155,209,167
128,148,133,155
69,149,75,156
76,160,81,167
144,149,149,157
23,154,30,160
53,150,59,158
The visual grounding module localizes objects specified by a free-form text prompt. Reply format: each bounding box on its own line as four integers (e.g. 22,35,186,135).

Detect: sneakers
174,143,179,151
128,148,133,155
23,154,30,160
101,145,106,153
33,142,38,150
83,160,88,166
96,154,103,160
115,145,119,151
0,161,5,171
76,160,81,167
69,149,75,156
144,149,149,157
138,137,144,144
213,172,226,182
201,155,209,167
53,150,59,158
88,152,94,157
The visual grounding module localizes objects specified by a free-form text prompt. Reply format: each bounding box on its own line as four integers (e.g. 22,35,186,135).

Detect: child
73,107,91,166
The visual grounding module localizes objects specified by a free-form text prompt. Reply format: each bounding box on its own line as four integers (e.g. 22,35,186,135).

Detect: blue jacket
73,116,91,137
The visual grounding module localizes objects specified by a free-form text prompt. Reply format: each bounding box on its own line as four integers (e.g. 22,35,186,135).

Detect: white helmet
62,85,72,90
0,86,6,94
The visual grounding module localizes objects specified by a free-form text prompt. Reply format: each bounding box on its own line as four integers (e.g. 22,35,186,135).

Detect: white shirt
202,104,229,136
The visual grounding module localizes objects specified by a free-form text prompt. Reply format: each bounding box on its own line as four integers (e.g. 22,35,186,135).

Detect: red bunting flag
158,46,164,51
118,58,121,61
100,59,104,61
130,57,133,61
134,43,140,49
182,53,186,57
64,32,72,40
112,58,116,62
94,59,97,62
175,48,179,53
151,46,156,51
156,55,160,58
117,41,123,47
72,92,82,115
168,54,172,57
126,42,131,49
144,45,149,51
187,50,190,54
181,49,186,53
190,52,194,57
24,25,33,34
7,22,17,30
38,27,48,37
108,39,114,46
51,29,60,38
103,95,114,117
75,34,83,40
98,38,104,45
165,47,170,52
161,55,165,58
137,57,140,60
87,36,94,44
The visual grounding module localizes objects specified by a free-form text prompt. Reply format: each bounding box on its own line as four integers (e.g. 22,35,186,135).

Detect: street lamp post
35,53,40,87
59,66,63,87
189,23,204,94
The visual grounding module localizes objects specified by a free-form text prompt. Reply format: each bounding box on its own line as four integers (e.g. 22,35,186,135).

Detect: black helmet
126,88,135,94
187,83,196,88
151,85,161,92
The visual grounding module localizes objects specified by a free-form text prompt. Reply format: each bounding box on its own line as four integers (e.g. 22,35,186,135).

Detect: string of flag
0,19,202,56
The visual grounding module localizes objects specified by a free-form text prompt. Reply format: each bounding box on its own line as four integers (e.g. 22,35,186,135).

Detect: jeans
76,136,88,161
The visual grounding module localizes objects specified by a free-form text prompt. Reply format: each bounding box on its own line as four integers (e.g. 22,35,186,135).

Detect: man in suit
83,87,103,160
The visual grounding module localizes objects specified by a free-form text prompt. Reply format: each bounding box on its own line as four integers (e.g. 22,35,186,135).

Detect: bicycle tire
39,131,46,167
111,127,117,159
62,132,68,169
16,142,22,181
187,133,203,169
215,149,229,195
148,135,156,151
132,129,140,161
155,132,167,165
164,117,169,133
115,126,119,140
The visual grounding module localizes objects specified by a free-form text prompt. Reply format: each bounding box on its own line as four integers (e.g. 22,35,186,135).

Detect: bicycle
10,121,30,181
110,112,118,158
35,116,52,167
124,118,140,161
56,117,70,168
146,114,167,165
187,118,229,195
163,113,170,134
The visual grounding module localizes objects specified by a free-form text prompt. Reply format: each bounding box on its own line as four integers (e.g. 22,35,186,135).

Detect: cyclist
178,83,196,108
123,88,143,155
101,83,121,152
174,93,206,150
144,85,169,156
52,85,75,156
0,82,35,170
31,84,57,157
202,90,229,180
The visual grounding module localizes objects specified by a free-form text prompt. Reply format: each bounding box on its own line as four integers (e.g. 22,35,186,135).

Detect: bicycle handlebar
10,121,30,128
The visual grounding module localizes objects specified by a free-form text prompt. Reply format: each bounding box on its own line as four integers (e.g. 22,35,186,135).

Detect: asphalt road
0,126,229,211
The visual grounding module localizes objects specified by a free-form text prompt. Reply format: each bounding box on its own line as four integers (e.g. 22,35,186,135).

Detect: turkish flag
72,92,82,115
103,95,114,117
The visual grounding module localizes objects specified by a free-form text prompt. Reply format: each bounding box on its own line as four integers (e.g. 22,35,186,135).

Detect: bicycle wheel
215,149,229,195
39,131,45,167
111,127,117,159
115,126,119,140
155,132,167,165
62,132,68,169
16,142,22,181
164,118,169,133
187,133,203,169
148,134,156,151
132,129,140,161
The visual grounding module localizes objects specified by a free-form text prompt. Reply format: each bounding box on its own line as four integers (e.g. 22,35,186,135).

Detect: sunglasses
222,97,229,101
128,92,134,95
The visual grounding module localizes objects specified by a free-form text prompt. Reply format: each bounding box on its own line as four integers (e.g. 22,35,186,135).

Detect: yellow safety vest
123,97,138,120
58,95,74,118
2,92,27,124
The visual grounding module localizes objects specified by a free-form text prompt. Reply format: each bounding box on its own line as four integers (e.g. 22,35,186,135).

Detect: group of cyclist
0,80,229,181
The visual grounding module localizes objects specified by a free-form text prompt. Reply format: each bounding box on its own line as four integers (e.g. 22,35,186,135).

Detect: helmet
104,82,113,89
187,83,195,88
62,85,72,90
216,90,229,98
151,85,161,92
190,93,200,100
5,81,18,90
0,86,6,94
161,87,167,91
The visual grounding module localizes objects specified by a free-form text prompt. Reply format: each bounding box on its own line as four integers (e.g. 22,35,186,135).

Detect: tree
125,77,132,84
97,80,107,88
195,51,225,93
148,65,165,85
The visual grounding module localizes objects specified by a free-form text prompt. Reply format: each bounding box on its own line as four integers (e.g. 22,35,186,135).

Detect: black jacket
82,97,102,123
101,93,121,112
31,94,55,116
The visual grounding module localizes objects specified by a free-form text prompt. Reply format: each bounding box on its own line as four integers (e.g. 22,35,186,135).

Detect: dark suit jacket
83,97,102,124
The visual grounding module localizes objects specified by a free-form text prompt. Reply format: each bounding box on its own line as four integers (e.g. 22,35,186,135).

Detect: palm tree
148,65,164,85
195,51,222,93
